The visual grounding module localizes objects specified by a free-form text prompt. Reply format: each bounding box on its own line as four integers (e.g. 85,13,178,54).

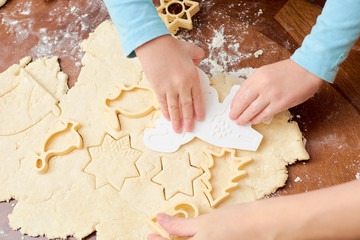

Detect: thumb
185,42,205,66
156,213,197,237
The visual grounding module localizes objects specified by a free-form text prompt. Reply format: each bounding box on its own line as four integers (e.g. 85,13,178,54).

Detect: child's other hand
229,59,323,125
147,199,285,240
135,35,205,133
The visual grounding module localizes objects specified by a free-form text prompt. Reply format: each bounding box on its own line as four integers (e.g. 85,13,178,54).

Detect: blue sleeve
291,0,360,83
103,0,170,57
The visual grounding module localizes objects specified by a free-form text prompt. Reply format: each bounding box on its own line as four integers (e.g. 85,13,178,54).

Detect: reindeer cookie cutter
105,84,160,131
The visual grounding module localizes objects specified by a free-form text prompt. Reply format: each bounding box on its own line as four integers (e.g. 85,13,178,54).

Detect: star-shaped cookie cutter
201,148,253,208
157,0,200,34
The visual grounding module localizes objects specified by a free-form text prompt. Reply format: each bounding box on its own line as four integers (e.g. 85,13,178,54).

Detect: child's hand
229,59,323,125
147,199,285,240
135,35,205,133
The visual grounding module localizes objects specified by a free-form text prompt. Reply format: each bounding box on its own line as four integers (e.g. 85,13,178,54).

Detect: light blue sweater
104,0,360,82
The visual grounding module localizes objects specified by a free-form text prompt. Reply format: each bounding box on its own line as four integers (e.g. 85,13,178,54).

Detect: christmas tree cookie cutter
201,148,253,208
35,120,83,174
157,0,200,34
148,202,199,238
105,84,160,131
144,67,264,153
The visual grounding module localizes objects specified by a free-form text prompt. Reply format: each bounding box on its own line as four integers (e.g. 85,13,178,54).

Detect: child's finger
156,93,170,121
192,81,205,121
235,97,269,125
156,213,197,237
249,104,274,125
179,91,194,132
167,93,182,133
186,43,205,66
229,86,258,121
147,234,168,240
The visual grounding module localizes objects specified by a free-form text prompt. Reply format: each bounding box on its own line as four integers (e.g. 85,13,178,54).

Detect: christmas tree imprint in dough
36,119,83,174
83,134,142,192
105,84,160,131
152,153,203,200
148,202,199,238
201,148,253,208
0,69,61,136
157,0,200,34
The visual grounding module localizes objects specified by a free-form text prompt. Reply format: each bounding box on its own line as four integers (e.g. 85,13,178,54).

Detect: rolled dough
0,21,309,240
0,0,6,7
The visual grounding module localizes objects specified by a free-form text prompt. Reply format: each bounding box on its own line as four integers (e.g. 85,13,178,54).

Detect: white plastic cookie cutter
144,67,266,153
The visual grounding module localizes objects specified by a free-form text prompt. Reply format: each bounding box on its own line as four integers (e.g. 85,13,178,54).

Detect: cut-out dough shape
201,148,253,208
144,67,264,153
0,69,61,136
157,0,200,34
83,134,142,192
105,84,160,131
148,203,199,239
36,120,83,174
152,153,203,200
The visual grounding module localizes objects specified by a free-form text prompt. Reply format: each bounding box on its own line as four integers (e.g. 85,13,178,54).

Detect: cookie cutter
201,148,253,208
144,67,264,153
157,0,200,34
105,84,160,131
35,120,83,174
148,202,199,238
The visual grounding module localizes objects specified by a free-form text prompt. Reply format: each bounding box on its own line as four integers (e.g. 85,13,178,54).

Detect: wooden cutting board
0,0,359,239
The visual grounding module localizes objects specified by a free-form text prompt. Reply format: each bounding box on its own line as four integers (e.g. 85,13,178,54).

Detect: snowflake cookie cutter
148,202,199,238
35,120,83,174
157,0,200,34
105,84,160,131
201,148,253,208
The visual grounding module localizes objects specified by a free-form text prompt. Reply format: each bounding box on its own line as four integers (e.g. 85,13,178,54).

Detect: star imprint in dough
152,153,203,200
83,134,142,192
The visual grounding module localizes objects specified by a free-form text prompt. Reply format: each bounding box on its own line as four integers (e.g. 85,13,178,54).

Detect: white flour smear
1,1,109,70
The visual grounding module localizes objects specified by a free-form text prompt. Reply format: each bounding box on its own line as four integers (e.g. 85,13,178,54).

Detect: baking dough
0,0,6,7
0,21,309,240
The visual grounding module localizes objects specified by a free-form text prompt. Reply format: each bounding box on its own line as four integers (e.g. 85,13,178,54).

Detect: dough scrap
0,0,6,7
0,21,309,240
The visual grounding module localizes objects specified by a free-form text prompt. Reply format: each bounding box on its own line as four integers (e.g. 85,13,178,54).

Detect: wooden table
1,0,359,239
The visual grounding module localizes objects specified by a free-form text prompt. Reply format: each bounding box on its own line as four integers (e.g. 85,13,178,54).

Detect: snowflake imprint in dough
83,134,142,192
152,153,203,200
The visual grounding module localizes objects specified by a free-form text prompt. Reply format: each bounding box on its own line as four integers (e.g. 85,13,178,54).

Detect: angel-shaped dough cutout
144,67,264,153
0,69,60,136
105,84,160,131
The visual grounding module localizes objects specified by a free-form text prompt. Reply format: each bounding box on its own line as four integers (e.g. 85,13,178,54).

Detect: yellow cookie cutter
35,120,83,174
148,202,199,239
157,0,200,34
201,148,253,208
105,85,160,131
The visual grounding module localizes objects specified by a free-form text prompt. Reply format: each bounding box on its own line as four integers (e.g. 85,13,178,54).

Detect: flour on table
0,21,309,240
